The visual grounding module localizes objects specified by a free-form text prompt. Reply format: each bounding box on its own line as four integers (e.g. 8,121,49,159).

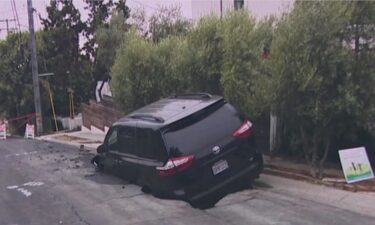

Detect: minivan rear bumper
156,154,263,203
188,154,263,202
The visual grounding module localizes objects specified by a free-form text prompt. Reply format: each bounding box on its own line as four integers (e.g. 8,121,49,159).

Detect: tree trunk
318,139,331,179
355,24,359,61
300,125,322,179
270,110,278,152
310,144,319,178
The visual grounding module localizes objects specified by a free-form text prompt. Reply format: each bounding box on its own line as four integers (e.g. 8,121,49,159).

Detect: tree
148,5,191,42
83,0,130,60
344,1,375,133
0,33,34,119
110,6,192,112
130,5,191,42
94,9,130,81
40,0,91,117
111,10,275,116
111,30,155,112
220,10,273,118
186,15,223,94
111,30,188,113
269,0,375,178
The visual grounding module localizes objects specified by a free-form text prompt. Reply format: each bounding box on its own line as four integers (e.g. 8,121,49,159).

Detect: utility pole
220,0,223,19
0,19,16,35
234,0,244,10
27,0,43,135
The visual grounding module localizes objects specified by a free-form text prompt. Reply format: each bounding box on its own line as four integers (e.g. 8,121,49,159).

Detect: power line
0,7,27,15
10,0,22,49
10,0,16,23
0,19,16,35
0,27,16,33
129,0,159,11
12,0,22,33
0,10,27,16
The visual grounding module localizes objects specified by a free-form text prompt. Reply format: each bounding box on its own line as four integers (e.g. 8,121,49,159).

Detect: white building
191,0,292,20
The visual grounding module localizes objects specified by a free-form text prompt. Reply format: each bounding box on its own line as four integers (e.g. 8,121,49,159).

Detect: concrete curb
263,166,375,192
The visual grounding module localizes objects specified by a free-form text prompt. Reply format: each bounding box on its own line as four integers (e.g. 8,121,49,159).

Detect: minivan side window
136,128,166,161
118,126,136,155
107,128,118,151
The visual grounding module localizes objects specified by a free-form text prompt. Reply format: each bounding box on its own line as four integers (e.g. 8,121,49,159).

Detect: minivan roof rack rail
129,114,165,123
171,93,212,99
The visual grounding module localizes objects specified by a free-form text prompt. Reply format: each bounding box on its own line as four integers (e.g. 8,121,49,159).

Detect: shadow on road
83,170,129,186
253,179,273,189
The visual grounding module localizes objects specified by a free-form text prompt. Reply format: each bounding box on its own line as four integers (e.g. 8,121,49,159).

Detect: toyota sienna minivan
92,93,263,208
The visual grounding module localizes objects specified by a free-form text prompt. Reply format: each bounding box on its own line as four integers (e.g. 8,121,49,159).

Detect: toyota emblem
212,146,221,155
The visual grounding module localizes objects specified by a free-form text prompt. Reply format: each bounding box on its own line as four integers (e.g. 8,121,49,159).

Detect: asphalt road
1,138,374,225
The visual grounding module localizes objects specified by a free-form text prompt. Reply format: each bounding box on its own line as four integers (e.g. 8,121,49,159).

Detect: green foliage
95,10,129,81
0,33,34,118
112,30,150,111
112,10,275,116
269,0,375,177
186,15,223,94
130,5,191,42
112,30,188,113
83,0,130,59
344,1,375,133
112,2,374,178
148,5,191,42
220,11,274,118
111,6,194,112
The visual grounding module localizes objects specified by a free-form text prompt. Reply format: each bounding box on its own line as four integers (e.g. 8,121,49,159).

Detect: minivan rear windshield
163,103,242,156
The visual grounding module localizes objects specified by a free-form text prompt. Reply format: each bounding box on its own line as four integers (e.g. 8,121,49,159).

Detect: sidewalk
37,131,104,153
263,155,375,192
38,131,375,192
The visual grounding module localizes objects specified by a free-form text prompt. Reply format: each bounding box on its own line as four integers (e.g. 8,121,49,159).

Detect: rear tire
189,199,217,209
141,186,152,194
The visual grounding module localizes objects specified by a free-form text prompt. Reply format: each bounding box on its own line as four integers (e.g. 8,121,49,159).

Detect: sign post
0,124,6,140
25,124,35,139
339,147,374,183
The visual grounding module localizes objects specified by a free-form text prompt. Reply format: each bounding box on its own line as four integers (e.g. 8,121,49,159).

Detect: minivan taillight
156,155,195,177
233,120,253,138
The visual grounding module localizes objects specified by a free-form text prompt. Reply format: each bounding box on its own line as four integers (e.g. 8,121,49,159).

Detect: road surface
1,138,374,225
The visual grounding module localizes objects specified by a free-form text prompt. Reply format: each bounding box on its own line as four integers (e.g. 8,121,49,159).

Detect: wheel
189,200,217,209
91,155,104,171
141,186,152,194
189,194,223,209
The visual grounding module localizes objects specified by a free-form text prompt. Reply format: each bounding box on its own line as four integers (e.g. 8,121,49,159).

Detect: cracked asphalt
1,138,375,225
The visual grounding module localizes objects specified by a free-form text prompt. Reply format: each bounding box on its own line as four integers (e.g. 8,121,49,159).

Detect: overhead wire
0,7,27,15
129,0,159,12
11,0,22,47
9,0,22,52
12,0,21,33
10,0,17,29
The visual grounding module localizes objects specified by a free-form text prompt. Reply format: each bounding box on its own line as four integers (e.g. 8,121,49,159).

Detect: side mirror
97,144,106,153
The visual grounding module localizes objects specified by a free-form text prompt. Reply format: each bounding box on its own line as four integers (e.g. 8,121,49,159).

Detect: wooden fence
81,96,124,131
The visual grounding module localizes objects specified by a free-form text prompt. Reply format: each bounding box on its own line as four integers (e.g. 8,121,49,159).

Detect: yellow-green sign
339,147,374,183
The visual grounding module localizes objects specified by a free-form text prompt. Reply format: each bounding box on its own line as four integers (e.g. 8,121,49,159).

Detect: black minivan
92,93,263,208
